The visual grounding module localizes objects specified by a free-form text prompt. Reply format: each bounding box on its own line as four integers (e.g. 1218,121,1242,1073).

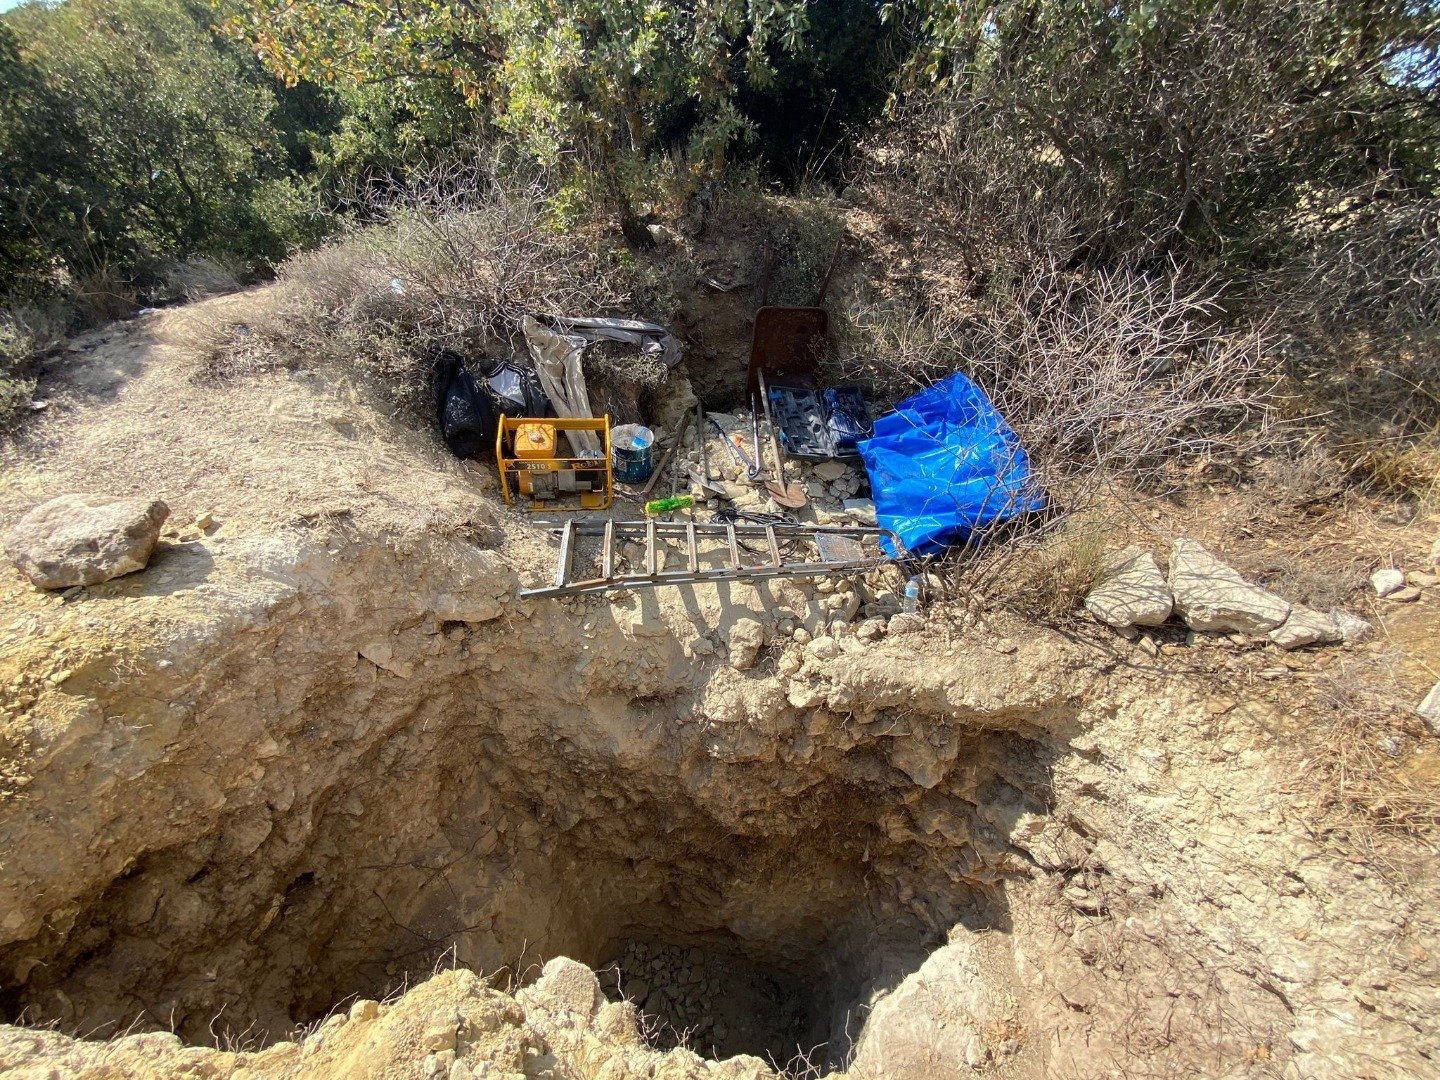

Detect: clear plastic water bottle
902,576,921,614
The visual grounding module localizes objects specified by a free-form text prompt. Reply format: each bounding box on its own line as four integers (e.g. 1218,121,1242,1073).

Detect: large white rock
849,935,1002,1075
1269,606,1342,650
1083,546,1173,628
5,494,169,589
1168,538,1290,633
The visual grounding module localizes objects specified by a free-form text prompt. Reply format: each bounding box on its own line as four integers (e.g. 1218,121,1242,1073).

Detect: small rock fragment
1330,610,1374,644
1386,586,1423,603
1269,606,1341,650
1419,682,1440,735
805,636,842,662
726,618,766,671
856,618,886,641
841,498,877,526
1371,568,1406,597
349,1000,380,1023
813,461,849,482
887,612,924,635
1407,571,1438,588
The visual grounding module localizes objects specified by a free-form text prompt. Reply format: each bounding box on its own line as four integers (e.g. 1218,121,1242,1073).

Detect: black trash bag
435,351,499,460
480,358,552,419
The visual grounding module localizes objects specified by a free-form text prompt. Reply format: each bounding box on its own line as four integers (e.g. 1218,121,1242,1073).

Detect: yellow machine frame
496,415,613,511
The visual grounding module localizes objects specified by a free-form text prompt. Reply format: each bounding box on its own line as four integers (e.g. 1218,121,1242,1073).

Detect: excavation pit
0,530,1077,1075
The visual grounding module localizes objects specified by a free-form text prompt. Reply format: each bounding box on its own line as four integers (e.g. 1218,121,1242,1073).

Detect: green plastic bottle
644,494,694,516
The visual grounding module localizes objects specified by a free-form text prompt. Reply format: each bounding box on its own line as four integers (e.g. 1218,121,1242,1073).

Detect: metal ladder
521,519,897,599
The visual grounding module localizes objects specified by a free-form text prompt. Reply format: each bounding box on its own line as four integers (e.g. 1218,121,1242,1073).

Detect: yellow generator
496,416,613,511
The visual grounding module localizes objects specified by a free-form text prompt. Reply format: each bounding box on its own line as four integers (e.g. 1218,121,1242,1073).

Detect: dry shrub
70,263,139,322
842,264,1275,484
0,300,68,432
155,255,244,304
198,164,629,423
1279,191,1440,354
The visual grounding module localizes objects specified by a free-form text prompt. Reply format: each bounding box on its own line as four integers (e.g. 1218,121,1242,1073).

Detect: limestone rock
1386,586,1422,603
849,935,1000,1076
726,618,765,671
1083,546,1173,629
1371,568,1406,597
805,636,842,662
1330,610,1374,644
1419,682,1440,736
517,957,605,1020
6,494,169,589
1408,571,1439,588
841,498,877,525
1168,538,1290,633
812,460,849,482
1269,606,1341,650
359,640,414,679
888,612,924,635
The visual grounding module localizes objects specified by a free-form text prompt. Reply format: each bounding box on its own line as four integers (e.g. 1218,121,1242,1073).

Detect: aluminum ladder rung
523,521,898,600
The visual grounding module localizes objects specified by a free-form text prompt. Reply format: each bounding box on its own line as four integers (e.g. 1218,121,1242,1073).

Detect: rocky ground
0,298,1437,1078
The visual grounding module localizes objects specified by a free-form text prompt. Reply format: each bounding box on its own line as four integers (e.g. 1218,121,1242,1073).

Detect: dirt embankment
0,300,1437,1079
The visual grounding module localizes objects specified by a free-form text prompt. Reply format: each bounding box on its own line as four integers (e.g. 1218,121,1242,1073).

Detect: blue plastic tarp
857,373,1045,557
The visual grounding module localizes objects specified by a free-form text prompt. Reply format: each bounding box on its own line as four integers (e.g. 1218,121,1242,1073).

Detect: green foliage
0,0,334,308
227,0,810,197
883,0,1440,269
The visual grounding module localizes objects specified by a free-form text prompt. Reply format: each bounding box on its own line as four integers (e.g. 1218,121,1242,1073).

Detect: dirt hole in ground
1,599,1057,1075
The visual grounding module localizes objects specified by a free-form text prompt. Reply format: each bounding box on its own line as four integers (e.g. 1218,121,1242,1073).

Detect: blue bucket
612,424,654,484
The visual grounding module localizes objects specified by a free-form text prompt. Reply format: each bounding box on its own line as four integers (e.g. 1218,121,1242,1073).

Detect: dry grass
999,517,1112,621
1293,668,1440,879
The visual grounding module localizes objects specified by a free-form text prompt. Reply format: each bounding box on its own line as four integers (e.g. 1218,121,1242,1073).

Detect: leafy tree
226,0,810,192
1,0,331,302
883,0,1440,267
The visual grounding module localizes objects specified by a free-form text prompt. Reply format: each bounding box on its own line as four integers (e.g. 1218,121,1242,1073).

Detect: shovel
757,369,808,509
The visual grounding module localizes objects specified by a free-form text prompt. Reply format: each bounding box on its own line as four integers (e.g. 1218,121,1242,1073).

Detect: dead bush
199,163,630,423
840,263,1277,485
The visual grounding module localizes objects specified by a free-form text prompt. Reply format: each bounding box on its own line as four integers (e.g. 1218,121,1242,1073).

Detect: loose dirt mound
0,298,1437,1078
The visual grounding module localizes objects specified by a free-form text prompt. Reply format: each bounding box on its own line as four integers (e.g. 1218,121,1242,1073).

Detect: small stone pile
681,412,872,522
1083,538,1374,650
598,939,807,1060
